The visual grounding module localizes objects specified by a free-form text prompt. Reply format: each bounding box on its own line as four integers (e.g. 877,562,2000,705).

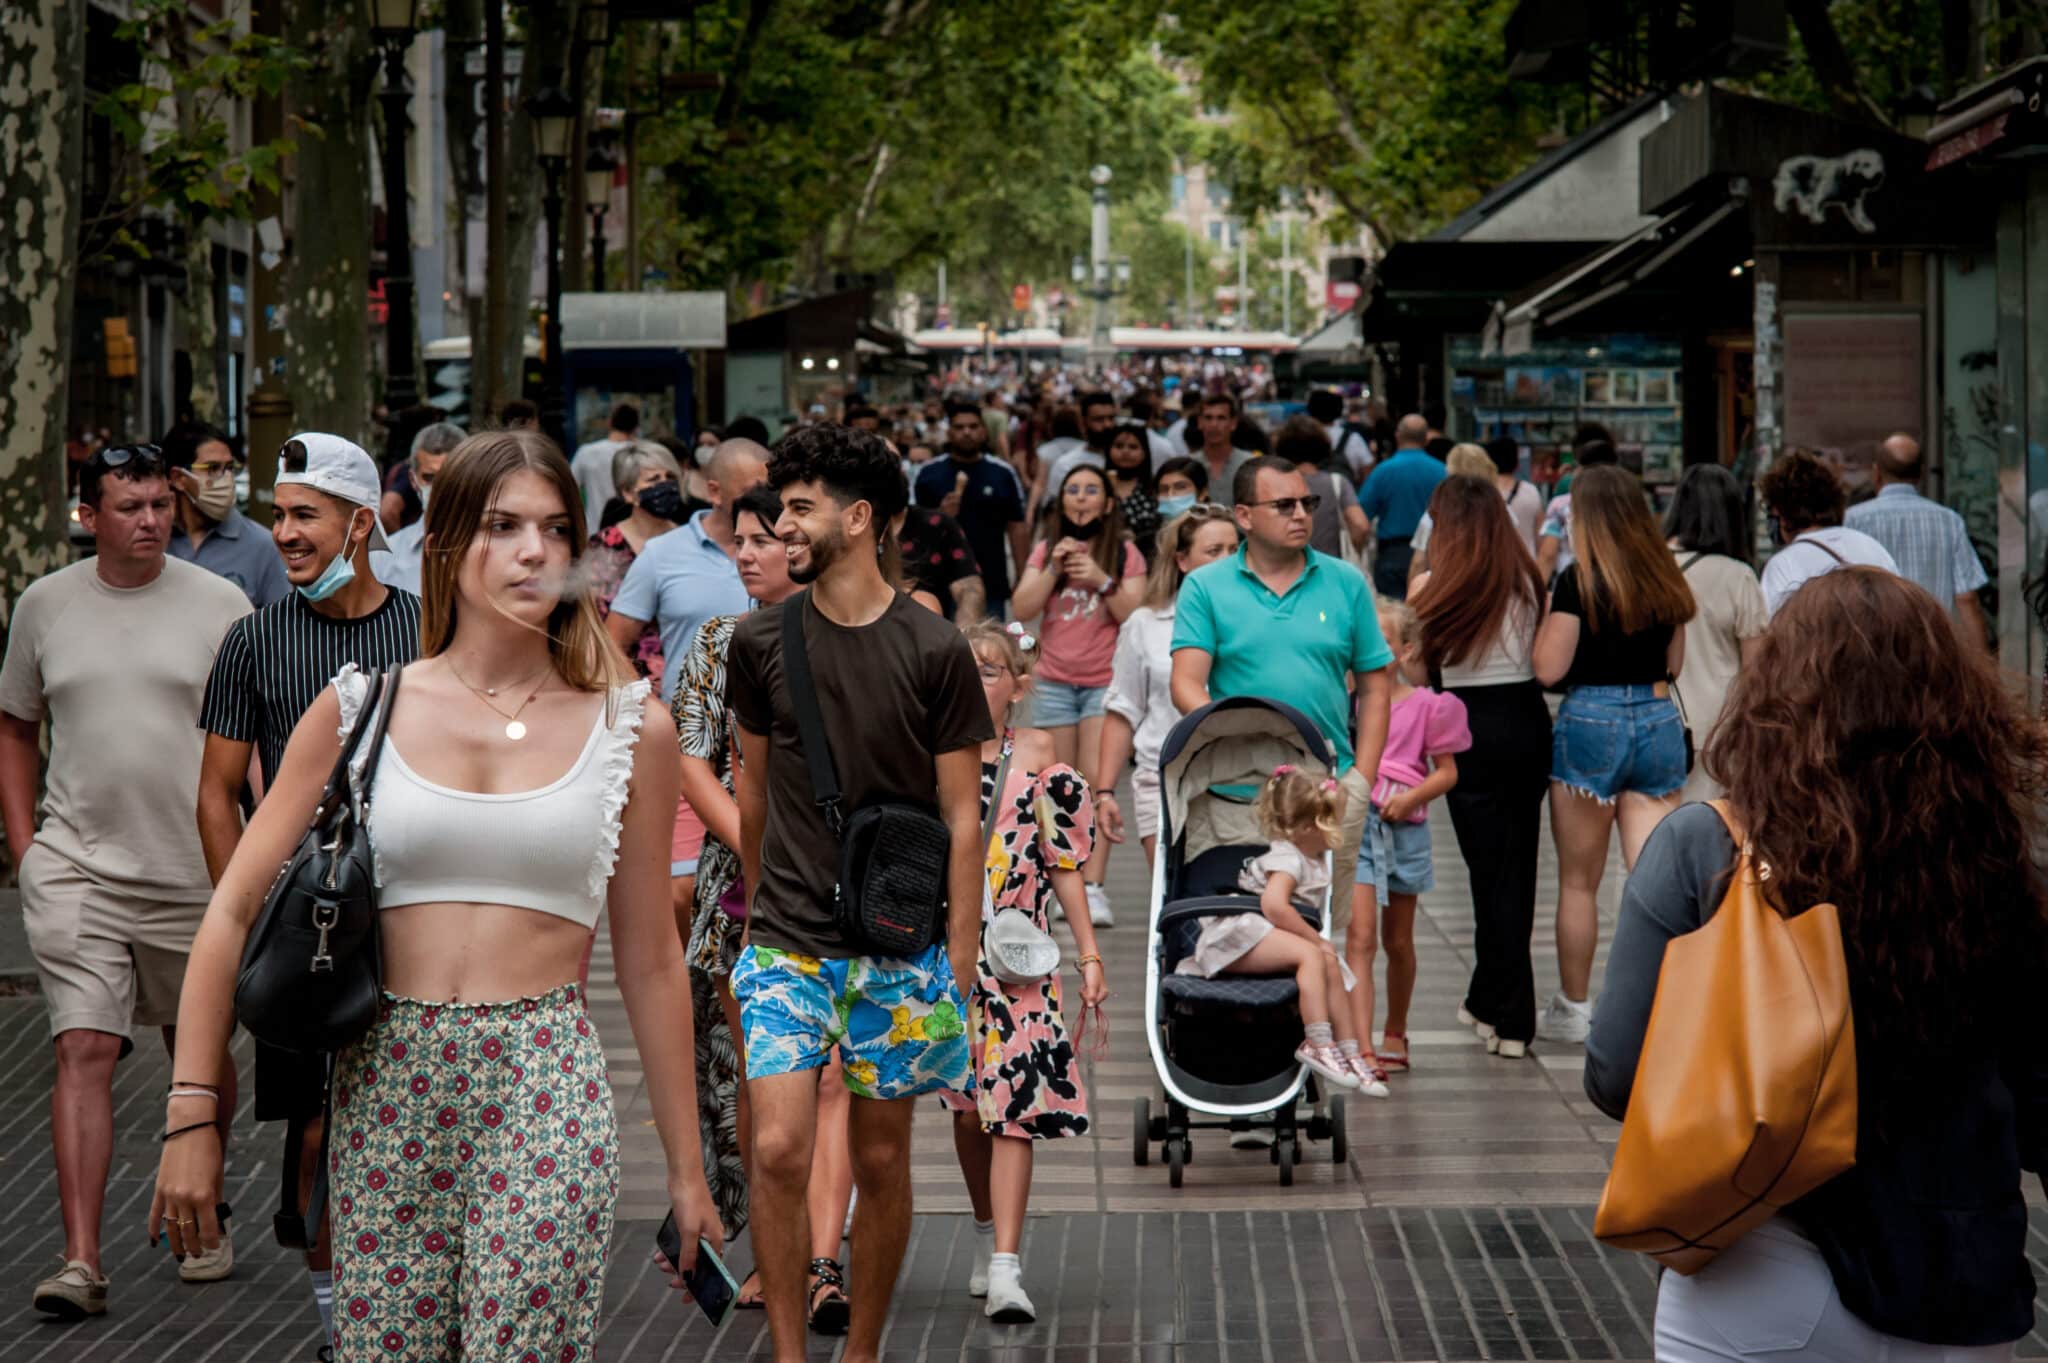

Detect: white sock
1339,1037,1362,1059
988,1251,1021,1281
1304,1021,1334,1047
310,1269,334,1339
973,1218,994,1266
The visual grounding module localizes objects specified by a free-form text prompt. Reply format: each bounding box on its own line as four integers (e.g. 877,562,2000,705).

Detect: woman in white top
1408,475,1551,1058
153,431,720,1360
1093,505,1241,864
1663,464,1767,802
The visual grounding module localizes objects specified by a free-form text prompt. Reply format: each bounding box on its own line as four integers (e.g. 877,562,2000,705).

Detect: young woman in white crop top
153,431,720,1361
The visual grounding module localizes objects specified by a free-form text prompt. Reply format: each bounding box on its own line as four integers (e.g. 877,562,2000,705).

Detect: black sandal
807,1257,850,1335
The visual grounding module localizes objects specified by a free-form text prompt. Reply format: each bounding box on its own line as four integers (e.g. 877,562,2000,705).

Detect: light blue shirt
610,509,749,700
168,506,290,607
1843,483,1987,612
1358,448,1446,540
1171,544,1394,774
369,519,425,595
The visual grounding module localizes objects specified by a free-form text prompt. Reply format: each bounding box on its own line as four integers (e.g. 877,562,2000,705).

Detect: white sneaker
177,1223,234,1283
1085,884,1114,927
1535,992,1593,1044
984,1258,1036,1324
1458,1005,1497,1043
1496,1038,1528,1059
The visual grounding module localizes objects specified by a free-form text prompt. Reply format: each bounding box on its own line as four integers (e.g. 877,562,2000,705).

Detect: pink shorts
671,792,705,878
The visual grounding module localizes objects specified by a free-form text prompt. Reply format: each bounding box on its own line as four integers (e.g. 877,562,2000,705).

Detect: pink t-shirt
1028,539,1146,687
1372,687,1472,823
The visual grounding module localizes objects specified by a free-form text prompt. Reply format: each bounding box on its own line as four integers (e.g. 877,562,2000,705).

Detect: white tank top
334,664,650,928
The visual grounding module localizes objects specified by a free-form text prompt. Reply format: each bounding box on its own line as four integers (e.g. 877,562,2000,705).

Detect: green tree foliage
634,0,1195,322
1146,0,1560,245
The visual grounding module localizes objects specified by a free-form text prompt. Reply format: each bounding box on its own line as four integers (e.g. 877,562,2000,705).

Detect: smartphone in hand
656,1210,738,1327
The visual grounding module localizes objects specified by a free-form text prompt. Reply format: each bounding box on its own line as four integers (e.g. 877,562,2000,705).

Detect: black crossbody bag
234,666,399,1052
779,593,952,957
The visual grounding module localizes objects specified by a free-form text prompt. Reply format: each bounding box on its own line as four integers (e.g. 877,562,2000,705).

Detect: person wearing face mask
370,422,464,595
586,441,689,684
163,421,291,607
1151,456,1210,527
1009,465,1147,927
193,430,421,1347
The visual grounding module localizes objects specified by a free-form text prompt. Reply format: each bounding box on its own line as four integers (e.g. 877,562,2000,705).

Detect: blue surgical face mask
297,512,365,603
1157,493,1197,519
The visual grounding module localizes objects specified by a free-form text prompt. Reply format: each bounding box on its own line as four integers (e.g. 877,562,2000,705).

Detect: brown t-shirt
727,591,994,958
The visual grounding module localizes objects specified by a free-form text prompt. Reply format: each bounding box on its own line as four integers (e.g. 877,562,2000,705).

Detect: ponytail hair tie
1272,764,1296,779
1321,779,1339,792
1004,621,1038,651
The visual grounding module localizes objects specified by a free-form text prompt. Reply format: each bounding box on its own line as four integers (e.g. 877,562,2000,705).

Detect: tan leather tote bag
1593,800,1858,1274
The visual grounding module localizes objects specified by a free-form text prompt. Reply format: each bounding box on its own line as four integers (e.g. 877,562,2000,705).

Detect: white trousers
1654,1217,2016,1363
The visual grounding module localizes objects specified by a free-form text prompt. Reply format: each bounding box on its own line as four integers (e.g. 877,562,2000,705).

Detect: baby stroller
1132,696,1348,1187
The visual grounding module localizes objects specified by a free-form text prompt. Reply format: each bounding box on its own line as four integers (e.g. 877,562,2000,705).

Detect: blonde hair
1446,443,1495,481
419,429,632,694
1375,595,1419,651
1254,765,1346,843
1143,502,1239,609
962,618,1037,677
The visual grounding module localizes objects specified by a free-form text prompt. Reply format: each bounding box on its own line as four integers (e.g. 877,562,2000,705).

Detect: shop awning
1925,58,2048,170
1495,195,1741,353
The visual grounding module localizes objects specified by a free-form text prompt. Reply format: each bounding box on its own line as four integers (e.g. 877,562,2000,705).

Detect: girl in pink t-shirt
1346,599,1470,1078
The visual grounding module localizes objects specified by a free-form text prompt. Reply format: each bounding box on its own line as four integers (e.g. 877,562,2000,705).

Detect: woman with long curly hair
1532,465,1694,1045
1409,474,1551,1059
1587,567,2048,1359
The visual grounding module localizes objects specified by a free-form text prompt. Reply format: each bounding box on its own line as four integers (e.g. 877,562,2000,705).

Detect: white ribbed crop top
334,664,650,928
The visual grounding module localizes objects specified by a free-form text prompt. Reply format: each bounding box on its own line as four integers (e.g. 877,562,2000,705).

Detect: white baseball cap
277,432,392,551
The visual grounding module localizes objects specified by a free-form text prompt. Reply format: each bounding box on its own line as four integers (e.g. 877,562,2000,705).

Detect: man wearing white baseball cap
275,433,392,554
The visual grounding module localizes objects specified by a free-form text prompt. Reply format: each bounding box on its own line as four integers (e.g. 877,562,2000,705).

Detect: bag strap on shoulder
347,666,404,820
981,732,1015,856
779,592,847,838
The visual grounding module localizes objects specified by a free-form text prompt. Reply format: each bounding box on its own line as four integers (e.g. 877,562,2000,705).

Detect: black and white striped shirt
198,588,422,778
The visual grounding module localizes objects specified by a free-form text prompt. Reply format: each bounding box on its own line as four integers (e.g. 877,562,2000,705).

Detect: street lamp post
584,152,612,293
526,80,576,449
1088,164,1113,360
367,0,420,456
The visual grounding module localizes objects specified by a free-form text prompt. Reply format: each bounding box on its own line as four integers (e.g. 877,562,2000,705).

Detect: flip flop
1379,1032,1410,1073
734,1267,765,1310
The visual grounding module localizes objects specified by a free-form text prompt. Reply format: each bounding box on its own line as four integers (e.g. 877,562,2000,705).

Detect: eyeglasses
191,456,242,477
1245,494,1323,517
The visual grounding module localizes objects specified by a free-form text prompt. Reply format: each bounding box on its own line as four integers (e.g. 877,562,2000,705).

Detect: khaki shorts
1132,762,1163,842
1325,765,1373,942
18,844,203,1052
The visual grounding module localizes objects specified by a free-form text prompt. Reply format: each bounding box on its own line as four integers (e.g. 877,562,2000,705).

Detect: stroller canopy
1159,698,1334,868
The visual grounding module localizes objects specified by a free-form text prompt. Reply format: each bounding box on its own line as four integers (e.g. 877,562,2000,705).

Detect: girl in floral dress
942,620,1110,1325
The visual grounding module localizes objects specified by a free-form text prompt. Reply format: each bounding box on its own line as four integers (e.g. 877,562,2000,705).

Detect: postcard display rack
1447,334,1685,491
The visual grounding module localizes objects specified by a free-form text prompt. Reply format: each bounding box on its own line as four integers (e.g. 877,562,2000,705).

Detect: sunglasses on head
92,443,166,476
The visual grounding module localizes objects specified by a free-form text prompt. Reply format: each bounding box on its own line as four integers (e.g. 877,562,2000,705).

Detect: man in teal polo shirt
1171,455,1394,930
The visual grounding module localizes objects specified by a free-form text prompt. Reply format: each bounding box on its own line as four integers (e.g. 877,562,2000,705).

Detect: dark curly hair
1706,567,2048,1067
766,421,908,586
1757,448,1845,532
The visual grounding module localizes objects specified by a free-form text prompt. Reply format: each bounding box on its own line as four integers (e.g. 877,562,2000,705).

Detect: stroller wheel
1277,1135,1296,1186
1329,1095,1348,1165
1166,1137,1186,1188
1131,1098,1150,1167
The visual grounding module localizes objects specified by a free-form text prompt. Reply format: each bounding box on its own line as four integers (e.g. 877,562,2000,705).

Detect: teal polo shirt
1171,545,1394,774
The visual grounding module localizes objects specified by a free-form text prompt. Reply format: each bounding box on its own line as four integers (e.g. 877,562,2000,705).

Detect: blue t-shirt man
913,453,1026,614
1358,437,1446,598
609,509,751,700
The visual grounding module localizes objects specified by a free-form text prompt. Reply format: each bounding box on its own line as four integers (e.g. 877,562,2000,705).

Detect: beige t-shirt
0,557,250,900
1672,548,1767,800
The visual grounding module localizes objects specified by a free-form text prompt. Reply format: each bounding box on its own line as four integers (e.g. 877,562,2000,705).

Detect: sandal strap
807,1257,845,1288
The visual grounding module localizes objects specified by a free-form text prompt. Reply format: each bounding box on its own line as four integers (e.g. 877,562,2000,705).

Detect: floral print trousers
329,984,618,1362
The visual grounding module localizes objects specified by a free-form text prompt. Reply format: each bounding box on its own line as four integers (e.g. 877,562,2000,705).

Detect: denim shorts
1552,685,1687,802
1354,810,1435,898
1031,679,1108,727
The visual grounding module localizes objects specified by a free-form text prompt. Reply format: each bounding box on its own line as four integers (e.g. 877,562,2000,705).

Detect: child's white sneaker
1346,1053,1390,1099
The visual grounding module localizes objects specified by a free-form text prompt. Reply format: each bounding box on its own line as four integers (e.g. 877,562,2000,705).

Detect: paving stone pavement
5,792,2048,1360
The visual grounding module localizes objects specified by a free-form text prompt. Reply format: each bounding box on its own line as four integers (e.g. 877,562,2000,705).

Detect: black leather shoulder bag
778,593,952,957
234,665,401,1053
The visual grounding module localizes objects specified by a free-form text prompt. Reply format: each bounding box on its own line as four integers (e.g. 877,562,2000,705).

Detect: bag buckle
309,896,340,973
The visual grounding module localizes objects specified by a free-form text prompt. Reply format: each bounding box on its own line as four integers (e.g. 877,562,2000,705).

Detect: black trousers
1442,680,1552,1044
1372,536,1414,599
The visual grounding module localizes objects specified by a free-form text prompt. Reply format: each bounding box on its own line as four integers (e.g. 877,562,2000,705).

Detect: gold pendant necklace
447,658,551,741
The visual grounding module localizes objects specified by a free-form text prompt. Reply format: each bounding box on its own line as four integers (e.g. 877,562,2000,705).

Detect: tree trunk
284,0,375,443
1786,0,1888,126
442,0,485,414
0,0,87,613
493,0,574,415
160,4,221,424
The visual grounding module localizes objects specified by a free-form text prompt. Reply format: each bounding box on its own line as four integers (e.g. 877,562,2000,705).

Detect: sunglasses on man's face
1246,494,1323,518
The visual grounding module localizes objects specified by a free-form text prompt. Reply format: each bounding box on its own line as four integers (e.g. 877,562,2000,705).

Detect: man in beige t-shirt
0,443,249,1319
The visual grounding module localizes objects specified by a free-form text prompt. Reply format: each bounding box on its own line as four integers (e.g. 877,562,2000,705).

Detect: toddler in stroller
1174,766,1379,1095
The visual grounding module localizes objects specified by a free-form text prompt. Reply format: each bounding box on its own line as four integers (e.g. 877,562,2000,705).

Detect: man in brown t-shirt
723,423,990,1363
